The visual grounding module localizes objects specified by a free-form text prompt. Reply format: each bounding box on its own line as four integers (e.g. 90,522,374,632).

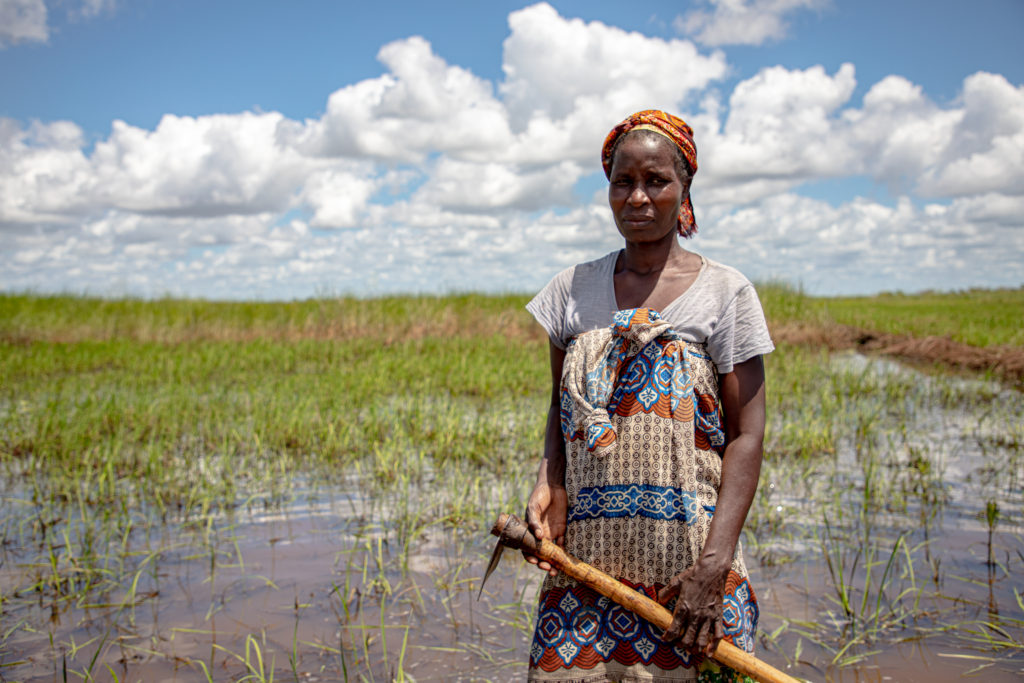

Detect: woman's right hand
524,481,568,577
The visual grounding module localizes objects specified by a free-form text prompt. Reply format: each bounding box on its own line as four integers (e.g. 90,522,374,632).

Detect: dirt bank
772,322,1024,388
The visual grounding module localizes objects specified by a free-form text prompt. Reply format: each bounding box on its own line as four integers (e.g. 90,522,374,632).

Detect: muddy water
753,528,1023,682
1,486,544,681
2,356,1023,681
748,354,1024,681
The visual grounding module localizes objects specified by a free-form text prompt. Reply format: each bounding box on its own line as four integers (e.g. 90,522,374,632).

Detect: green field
5,286,1022,347
757,285,1024,348
1,290,1022,681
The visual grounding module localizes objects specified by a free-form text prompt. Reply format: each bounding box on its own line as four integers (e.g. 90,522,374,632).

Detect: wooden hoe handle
490,513,800,683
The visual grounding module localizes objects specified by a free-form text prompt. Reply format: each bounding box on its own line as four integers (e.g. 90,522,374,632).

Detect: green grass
820,288,1024,347
1,336,546,509
6,286,1021,347
0,292,537,343
758,284,1024,348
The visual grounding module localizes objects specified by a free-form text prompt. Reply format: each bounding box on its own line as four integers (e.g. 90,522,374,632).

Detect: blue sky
2,0,1022,298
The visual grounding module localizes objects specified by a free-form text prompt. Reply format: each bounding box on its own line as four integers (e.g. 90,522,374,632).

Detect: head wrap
601,110,698,238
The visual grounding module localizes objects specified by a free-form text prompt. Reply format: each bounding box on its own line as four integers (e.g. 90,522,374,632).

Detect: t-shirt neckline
608,250,708,314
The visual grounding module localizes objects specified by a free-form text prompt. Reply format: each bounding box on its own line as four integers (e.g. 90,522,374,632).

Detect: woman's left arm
657,355,766,654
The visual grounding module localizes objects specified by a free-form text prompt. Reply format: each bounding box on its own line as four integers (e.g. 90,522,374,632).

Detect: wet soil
772,322,1024,387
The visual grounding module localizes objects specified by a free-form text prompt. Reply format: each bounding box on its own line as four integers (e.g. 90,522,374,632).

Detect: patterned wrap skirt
527,309,758,683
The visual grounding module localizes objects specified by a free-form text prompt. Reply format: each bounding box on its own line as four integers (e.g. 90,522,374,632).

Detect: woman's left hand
656,559,731,655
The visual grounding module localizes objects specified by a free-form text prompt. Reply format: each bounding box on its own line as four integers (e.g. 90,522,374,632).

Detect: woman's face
607,133,687,245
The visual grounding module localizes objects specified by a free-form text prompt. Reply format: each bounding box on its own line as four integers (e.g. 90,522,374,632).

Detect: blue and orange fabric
601,110,700,238
559,308,724,458
531,575,757,681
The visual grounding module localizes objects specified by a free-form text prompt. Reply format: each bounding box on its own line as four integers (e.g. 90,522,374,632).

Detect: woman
524,110,772,682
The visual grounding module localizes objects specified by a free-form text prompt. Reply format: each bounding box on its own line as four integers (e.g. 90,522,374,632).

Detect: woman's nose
628,186,649,205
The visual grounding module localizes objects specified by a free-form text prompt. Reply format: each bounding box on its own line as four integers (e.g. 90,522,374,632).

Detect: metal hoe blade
477,538,506,599
478,512,527,600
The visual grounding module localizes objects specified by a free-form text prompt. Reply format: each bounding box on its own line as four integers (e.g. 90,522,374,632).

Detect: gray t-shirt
526,250,774,374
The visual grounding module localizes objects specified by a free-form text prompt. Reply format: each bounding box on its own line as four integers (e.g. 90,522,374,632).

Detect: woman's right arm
524,340,568,576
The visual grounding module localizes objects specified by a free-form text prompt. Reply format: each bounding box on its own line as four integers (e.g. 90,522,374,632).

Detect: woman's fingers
525,504,540,535
704,617,724,656
523,500,565,576
658,563,730,654
659,590,722,656
664,610,686,641
522,505,544,563
694,617,712,654
523,554,558,575
656,579,681,605
680,617,700,650
524,553,558,576
658,577,685,640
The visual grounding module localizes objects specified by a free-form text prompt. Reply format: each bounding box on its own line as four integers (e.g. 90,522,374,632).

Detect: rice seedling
986,501,1002,568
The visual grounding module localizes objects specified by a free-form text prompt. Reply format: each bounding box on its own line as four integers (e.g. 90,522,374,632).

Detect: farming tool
480,512,799,683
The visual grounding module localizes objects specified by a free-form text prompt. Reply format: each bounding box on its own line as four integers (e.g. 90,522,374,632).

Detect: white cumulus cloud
414,159,582,212
697,62,858,201
501,2,728,150
691,192,1024,294
291,35,512,163
691,65,1024,208
88,112,311,217
917,72,1024,197
0,118,93,222
675,0,827,47
302,166,380,228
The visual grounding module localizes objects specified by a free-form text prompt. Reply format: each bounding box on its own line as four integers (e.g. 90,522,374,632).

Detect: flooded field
1,294,1022,681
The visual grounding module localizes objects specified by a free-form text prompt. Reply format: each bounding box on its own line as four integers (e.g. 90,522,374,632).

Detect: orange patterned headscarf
601,110,698,238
